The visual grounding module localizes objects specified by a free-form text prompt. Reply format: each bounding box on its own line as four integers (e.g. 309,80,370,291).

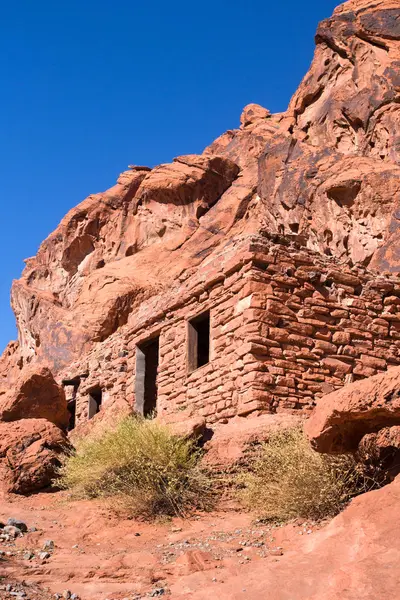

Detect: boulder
168,417,207,440
0,419,70,494
305,366,400,453
202,414,303,471
0,366,69,429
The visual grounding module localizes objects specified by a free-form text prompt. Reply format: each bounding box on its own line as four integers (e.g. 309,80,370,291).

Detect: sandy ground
0,490,321,600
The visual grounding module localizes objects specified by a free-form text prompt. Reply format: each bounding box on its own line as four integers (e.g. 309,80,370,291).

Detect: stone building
61,232,400,431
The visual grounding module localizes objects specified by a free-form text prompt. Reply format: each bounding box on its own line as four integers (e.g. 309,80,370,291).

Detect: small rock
7,519,28,532
62,591,71,600
3,525,23,538
270,548,284,556
150,589,165,597
23,550,34,560
38,551,51,560
43,539,55,551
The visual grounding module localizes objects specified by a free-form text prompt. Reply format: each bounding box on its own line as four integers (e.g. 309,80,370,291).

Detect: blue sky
0,0,339,352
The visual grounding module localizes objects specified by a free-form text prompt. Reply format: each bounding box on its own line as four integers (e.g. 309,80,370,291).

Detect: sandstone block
0,419,70,494
306,366,400,453
0,366,68,429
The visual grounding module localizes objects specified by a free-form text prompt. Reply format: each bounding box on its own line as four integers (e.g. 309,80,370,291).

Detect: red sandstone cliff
2,0,400,387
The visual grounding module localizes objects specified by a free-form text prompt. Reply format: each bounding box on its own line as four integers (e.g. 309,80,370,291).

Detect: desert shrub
57,416,213,517
239,426,370,522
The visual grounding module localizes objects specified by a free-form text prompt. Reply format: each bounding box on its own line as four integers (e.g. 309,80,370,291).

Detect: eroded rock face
0,366,68,429
358,425,400,479
206,0,400,270
3,0,400,395
305,365,400,453
0,419,70,494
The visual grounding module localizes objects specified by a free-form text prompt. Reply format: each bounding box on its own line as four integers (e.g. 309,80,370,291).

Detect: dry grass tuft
57,416,214,518
239,426,371,522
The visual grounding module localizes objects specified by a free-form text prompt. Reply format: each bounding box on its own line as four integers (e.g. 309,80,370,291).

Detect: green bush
57,416,213,517
239,426,369,522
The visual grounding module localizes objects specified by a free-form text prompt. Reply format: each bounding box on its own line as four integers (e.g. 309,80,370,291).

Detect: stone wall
60,234,400,431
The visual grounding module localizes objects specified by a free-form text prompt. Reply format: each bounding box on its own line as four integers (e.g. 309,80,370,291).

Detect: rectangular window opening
88,386,103,420
188,310,210,372
63,378,80,432
135,336,160,418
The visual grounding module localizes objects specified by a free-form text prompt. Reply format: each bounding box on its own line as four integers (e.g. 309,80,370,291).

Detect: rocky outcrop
6,156,241,376
206,0,400,271
0,366,68,429
0,419,69,494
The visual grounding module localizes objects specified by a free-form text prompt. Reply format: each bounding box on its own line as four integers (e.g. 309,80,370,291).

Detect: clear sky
0,0,339,353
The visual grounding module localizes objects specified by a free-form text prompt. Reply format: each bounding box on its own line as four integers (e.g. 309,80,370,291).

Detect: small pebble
7,519,28,533
43,540,55,551
270,548,284,556
3,526,22,538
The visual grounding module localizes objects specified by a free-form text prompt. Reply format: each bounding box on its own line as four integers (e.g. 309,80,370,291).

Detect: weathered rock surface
305,365,400,453
171,474,400,600
167,417,207,440
0,366,68,429
4,0,400,393
358,425,400,478
202,414,302,470
0,419,69,494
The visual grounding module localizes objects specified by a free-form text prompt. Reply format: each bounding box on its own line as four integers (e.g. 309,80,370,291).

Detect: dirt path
0,491,319,600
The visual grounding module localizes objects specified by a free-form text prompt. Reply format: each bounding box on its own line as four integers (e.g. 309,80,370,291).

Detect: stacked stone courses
61,234,400,428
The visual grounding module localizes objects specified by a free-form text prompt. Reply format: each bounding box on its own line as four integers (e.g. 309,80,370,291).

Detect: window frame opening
187,310,211,373
88,386,103,420
62,377,80,432
135,336,160,418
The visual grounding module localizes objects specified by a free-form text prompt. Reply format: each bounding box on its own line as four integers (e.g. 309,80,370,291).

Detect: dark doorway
88,386,103,420
62,377,80,432
68,400,76,431
135,337,160,417
188,310,210,372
